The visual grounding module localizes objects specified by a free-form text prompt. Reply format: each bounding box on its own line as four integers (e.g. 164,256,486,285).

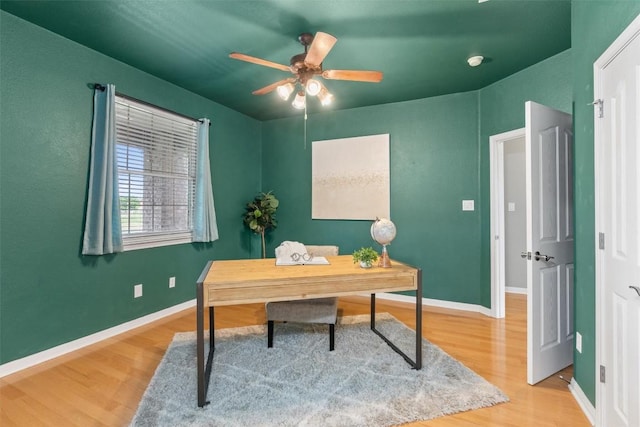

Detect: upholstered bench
266,245,339,351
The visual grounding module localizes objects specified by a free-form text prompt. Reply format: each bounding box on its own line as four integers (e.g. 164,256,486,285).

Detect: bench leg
267,320,274,348
329,323,335,351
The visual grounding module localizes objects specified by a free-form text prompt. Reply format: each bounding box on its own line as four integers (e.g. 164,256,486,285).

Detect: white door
595,14,640,427
525,101,574,385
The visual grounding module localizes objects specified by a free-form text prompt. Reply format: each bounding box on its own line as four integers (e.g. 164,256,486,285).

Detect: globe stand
378,245,392,268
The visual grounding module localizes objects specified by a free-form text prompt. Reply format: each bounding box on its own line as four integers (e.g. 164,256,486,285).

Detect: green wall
0,12,261,364
262,93,482,303
571,0,640,406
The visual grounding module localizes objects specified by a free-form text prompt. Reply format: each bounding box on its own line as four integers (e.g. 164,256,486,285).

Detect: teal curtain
193,118,219,242
82,84,122,255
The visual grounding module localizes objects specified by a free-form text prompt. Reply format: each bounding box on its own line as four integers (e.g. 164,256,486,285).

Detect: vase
359,261,373,268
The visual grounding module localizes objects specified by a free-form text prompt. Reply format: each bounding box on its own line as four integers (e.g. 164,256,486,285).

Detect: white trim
489,128,526,319
593,13,640,427
506,286,527,295
375,292,493,317
0,299,196,378
569,378,596,426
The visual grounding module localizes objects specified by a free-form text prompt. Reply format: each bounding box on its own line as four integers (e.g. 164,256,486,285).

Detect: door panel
540,267,559,349
595,15,640,426
526,101,574,385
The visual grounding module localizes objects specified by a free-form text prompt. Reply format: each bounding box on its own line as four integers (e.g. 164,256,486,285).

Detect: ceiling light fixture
305,79,322,96
317,87,334,106
291,91,306,109
467,55,484,67
277,82,295,100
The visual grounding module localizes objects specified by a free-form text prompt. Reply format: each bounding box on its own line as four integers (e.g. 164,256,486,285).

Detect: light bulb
292,91,306,109
277,82,294,100
318,88,333,106
305,79,322,96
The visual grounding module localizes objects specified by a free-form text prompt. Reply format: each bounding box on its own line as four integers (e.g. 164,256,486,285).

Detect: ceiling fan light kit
277,82,295,100
318,87,334,106
292,91,306,110
230,31,383,111
305,79,322,96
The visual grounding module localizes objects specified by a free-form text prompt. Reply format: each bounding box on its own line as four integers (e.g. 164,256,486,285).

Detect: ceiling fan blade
229,52,291,72
252,78,296,95
322,69,383,83
304,32,337,67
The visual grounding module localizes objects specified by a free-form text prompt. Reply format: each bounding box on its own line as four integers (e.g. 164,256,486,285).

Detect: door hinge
600,365,606,383
590,99,604,118
599,232,605,250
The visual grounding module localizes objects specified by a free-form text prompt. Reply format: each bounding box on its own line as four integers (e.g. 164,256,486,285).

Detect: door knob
534,251,554,262
630,286,640,296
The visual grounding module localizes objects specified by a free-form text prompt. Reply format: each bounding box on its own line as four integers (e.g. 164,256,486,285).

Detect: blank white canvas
312,134,390,220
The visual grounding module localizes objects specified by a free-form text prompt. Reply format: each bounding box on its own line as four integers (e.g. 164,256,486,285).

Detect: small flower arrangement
352,247,379,268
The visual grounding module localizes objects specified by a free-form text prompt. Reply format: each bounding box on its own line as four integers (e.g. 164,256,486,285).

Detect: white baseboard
1,293,492,378
375,292,493,317
506,286,527,295
0,299,196,378
569,378,596,426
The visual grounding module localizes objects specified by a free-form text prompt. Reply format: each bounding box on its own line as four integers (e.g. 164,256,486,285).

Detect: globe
371,218,396,245
370,218,396,267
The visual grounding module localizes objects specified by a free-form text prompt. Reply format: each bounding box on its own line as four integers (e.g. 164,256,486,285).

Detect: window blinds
115,96,198,246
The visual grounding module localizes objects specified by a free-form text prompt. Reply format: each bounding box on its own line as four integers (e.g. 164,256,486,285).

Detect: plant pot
359,261,373,268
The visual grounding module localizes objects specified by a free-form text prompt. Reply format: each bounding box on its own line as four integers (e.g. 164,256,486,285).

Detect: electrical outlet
169,277,176,288
134,284,143,298
576,332,582,353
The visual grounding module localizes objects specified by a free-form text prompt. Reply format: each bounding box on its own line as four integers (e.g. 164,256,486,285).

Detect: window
115,95,198,250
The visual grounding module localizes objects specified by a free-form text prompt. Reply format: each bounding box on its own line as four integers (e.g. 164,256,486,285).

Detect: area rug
130,313,508,426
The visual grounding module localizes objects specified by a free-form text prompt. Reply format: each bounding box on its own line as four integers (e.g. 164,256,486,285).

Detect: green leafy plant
242,191,279,258
352,247,379,267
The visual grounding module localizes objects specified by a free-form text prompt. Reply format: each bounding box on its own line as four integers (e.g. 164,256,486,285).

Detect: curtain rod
93,83,209,125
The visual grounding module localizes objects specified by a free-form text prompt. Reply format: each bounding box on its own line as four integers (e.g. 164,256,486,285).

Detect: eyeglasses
290,252,313,262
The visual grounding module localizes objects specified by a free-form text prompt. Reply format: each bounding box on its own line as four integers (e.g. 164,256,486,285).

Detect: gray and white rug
130,313,508,426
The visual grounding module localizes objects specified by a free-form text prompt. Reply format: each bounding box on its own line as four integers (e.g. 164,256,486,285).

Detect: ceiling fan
229,32,383,109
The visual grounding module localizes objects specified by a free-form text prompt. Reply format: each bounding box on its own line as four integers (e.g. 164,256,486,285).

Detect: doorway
490,128,526,319
490,103,574,384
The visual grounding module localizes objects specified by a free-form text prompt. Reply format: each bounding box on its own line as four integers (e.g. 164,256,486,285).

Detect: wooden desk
196,255,422,407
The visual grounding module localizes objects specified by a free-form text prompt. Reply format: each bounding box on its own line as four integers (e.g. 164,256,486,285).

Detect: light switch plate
134,284,143,298
462,200,475,211
508,202,516,212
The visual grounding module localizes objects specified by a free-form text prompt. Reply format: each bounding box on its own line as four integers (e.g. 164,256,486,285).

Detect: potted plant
352,247,379,268
243,191,279,258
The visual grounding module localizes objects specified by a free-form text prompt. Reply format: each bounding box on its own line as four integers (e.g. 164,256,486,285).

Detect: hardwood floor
0,294,590,426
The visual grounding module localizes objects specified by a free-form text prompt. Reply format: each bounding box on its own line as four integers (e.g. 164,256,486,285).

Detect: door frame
594,13,640,427
490,127,525,318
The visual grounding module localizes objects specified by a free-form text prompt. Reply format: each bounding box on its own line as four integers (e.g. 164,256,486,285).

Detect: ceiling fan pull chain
304,103,308,149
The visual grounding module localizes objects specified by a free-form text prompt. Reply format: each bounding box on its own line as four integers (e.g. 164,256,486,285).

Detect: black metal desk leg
369,268,423,370
209,307,214,349
370,293,376,329
415,268,423,370
196,281,206,407
196,260,213,408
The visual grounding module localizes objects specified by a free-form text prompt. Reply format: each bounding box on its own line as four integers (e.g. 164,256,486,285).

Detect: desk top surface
202,255,416,285
199,255,419,306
